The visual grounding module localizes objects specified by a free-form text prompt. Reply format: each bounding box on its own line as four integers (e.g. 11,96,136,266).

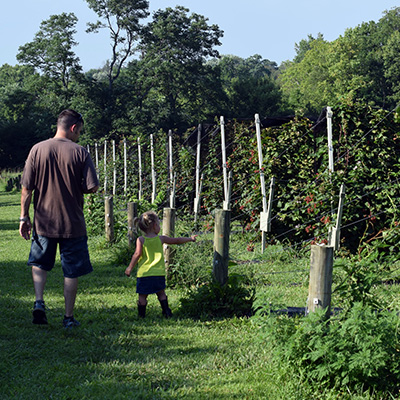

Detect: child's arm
125,236,144,277
160,235,197,245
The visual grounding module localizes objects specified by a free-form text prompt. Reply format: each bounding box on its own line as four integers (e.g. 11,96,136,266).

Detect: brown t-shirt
22,138,99,238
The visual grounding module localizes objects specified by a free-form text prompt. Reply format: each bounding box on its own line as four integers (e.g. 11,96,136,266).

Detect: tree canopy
17,13,82,91
2,5,400,167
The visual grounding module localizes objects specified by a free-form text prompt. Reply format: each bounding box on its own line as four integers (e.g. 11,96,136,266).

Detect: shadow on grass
1,258,243,399
0,191,20,207
0,219,19,231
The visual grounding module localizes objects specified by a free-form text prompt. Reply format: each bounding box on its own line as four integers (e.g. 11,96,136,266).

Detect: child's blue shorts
136,276,166,294
28,233,93,278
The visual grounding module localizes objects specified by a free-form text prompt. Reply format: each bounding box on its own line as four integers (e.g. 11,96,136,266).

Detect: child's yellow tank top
137,236,165,277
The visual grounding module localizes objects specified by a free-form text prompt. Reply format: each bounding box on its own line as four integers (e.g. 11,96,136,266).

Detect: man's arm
83,185,99,194
19,186,33,240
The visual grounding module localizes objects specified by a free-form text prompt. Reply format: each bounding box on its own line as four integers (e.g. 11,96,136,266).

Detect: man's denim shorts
28,234,93,278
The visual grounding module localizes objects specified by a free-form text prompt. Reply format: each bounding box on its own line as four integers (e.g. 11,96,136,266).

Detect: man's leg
32,266,48,324
32,266,47,301
64,277,78,318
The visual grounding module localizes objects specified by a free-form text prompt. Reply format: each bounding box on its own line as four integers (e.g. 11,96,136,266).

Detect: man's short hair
57,109,84,130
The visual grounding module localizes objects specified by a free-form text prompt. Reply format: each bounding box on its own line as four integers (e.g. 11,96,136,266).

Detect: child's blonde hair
134,211,159,233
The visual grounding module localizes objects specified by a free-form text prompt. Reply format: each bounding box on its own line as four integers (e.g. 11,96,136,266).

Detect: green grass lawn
0,191,292,399
1,190,398,399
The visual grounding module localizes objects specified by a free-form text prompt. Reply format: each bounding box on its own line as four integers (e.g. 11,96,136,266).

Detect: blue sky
2,0,398,71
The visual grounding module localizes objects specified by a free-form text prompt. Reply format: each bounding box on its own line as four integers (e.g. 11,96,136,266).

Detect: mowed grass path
0,191,307,400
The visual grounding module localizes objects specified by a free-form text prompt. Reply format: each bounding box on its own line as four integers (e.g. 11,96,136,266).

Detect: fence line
88,104,400,254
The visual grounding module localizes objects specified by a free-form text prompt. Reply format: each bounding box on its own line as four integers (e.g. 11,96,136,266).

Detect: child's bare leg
138,294,148,305
156,290,167,301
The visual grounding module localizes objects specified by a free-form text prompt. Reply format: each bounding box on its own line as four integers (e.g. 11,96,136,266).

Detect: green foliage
138,6,224,130
281,7,400,113
17,13,82,91
214,54,282,118
85,0,149,93
256,304,400,394
2,190,400,399
179,274,255,320
84,193,104,237
167,237,213,288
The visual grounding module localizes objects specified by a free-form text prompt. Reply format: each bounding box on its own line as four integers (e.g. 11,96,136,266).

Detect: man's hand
19,220,32,240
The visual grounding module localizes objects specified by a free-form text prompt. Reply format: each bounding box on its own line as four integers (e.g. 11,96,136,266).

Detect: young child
125,211,196,318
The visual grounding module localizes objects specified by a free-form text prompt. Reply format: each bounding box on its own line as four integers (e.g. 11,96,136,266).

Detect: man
19,109,99,328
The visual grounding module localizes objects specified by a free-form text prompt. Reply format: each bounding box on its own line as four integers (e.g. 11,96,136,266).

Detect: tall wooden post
255,114,268,252
112,140,116,196
223,171,232,211
194,173,203,223
127,202,138,247
168,130,173,187
163,208,176,274
138,137,142,200
124,138,127,195
150,134,156,204
327,107,334,173
307,245,334,316
194,125,202,222
95,142,99,174
328,184,346,250
220,116,228,204
168,130,175,208
170,173,176,209
104,140,108,194
213,209,231,286
105,196,114,242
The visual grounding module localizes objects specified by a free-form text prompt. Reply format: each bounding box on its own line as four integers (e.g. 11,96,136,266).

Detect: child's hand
125,267,132,277
191,235,197,242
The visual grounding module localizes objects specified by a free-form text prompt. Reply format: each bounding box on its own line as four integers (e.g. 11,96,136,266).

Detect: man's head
57,109,84,142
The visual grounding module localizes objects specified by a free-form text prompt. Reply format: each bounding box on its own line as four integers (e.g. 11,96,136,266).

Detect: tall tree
293,33,324,63
138,6,223,130
0,64,54,167
17,13,82,91
280,38,332,114
215,55,281,117
85,0,149,95
280,8,400,113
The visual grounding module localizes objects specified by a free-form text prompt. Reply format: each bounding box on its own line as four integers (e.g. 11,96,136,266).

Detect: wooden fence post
163,208,176,274
112,140,117,196
124,138,127,196
260,177,275,233
307,245,334,316
169,173,176,209
223,171,232,211
220,116,228,204
328,184,346,250
327,107,334,173
255,114,268,253
194,124,202,222
127,201,138,247
150,134,156,203
104,140,108,194
213,209,231,286
194,173,203,223
138,137,142,201
95,142,99,175
105,196,114,242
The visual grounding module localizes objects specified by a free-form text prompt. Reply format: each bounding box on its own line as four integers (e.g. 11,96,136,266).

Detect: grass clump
179,273,255,320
